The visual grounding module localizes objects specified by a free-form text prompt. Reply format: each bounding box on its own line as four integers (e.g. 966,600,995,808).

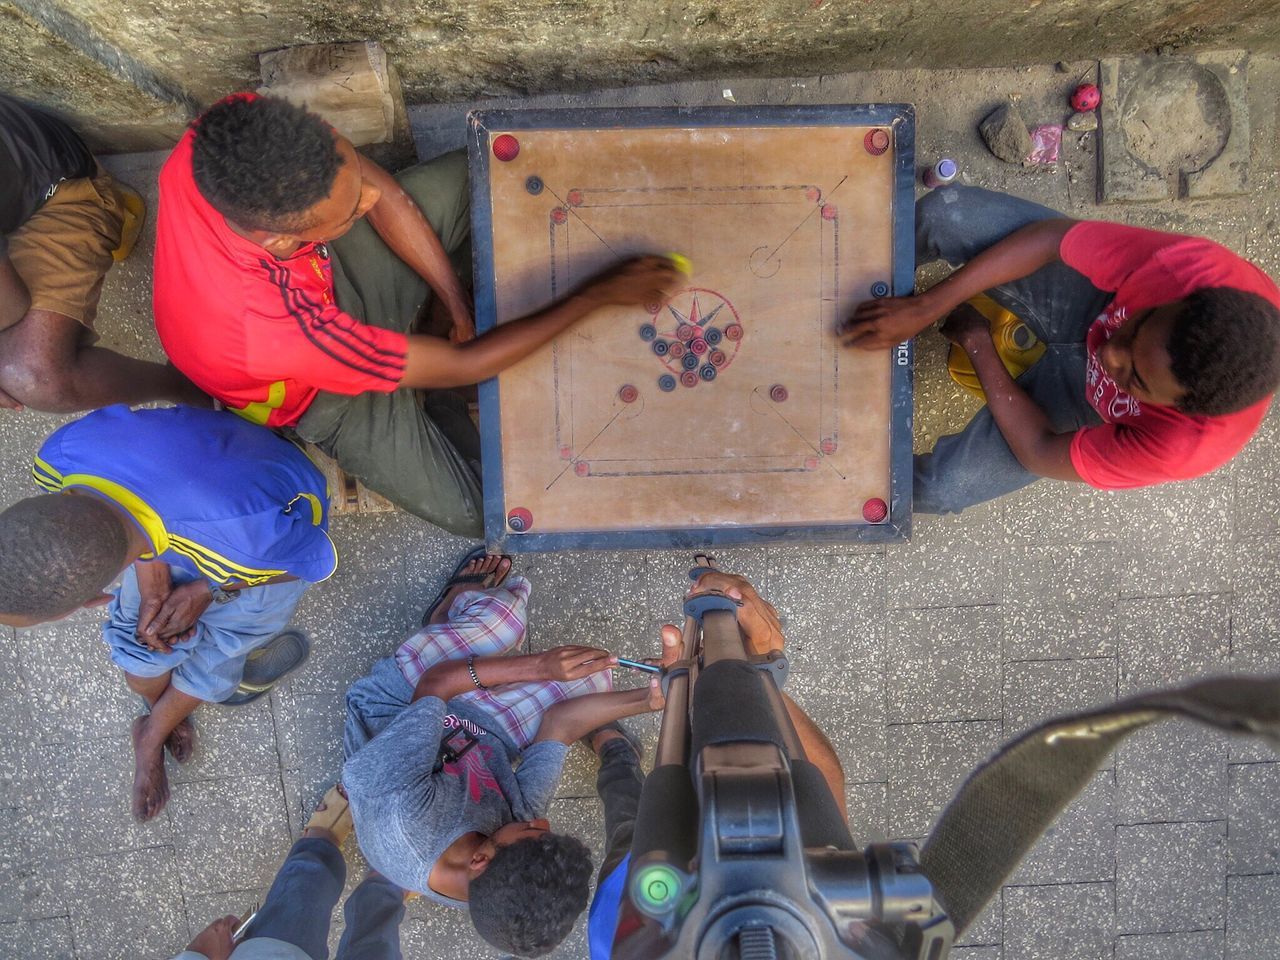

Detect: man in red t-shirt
153,95,678,536
842,186,1280,513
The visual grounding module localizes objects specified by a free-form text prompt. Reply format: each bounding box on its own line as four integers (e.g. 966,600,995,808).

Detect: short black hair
468,833,592,957
0,495,129,621
1167,287,1280,416
190,94,344,232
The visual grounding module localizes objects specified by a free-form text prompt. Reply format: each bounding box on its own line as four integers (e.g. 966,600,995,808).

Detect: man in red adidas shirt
154,94,678,536
843,186,1280,512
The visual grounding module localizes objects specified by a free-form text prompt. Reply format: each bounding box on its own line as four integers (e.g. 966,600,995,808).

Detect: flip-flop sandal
580,720,643,762
222,629,311,707
306,784,353,845
420,547,514,626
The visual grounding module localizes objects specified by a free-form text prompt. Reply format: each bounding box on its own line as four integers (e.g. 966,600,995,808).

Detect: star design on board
665,292,727,329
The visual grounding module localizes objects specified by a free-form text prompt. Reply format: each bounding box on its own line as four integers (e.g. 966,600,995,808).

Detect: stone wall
4,0,1280,150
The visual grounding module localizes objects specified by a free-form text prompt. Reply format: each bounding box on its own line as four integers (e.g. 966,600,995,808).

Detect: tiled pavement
1,58,1278,959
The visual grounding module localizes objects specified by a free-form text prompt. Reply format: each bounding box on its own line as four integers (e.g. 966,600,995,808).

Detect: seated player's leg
914,343,1100,514
295,381,483,537
334,872,407,960
916,185,1111,345
307,150,481,533
243,837,347,960
0,169,201,412
593,731,644,883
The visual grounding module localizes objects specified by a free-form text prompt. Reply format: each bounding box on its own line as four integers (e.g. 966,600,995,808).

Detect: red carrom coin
493,134,520,161
862,497,888,523
864,129,889,155
618,384,639,403
507,506,533,531
724,323,744,341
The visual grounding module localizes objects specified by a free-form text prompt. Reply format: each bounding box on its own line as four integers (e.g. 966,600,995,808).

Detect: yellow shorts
6,163,124,328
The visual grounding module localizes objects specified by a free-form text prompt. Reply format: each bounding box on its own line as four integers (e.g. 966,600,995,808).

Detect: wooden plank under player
469,106,915,551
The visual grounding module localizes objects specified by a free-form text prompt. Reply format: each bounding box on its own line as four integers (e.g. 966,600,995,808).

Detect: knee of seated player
0,310,85,411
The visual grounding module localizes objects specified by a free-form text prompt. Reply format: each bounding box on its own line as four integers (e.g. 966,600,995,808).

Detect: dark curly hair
0,495,129,620
468,833,592,957
190,94,344,232
1167,287,1280,416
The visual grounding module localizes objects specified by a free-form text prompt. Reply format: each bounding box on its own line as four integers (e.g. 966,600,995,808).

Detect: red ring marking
805,186,821,202
862,497,889,523
493,134,520,161
804,456,819,471
566,189,584,206
821,204,838,221
680,371,699,388
690,338,708,356
575,462,590,477
618,384,639,403
550,207,568,225
864,128,889,155
559,445,572,460
724,323,744,341
820,438,837,455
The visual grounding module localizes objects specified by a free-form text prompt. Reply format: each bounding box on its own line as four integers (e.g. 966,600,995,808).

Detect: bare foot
164,716,196,764
131,716,171,822
427,555,512,626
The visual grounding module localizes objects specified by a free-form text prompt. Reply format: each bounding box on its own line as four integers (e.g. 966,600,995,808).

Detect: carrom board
468,106,915,551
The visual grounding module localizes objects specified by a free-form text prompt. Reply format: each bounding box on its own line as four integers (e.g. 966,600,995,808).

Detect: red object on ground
862,497,888,523
492,134,520,161
864,128,890,155
1071,83,1101,111
507,507,533,531
618,384,639,403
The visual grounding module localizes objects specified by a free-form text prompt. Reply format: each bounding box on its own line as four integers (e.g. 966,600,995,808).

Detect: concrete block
1227,762,1280,875
1117,723,1227,825
885,720,1002,838
1002,599,1117,662
958,895,1002,949
1116,930,1224,960
170,696,283,785
1000,479,1126,545
0,917,74,960
885,510,1002,609
1116,821,1226,934
15,620,139,744
1002,543,1119,607
790,664,886,784
1010,770,1115,885
885,606,1002,723
58,846,187,960
1229,538,1280,670
183,889,264,940
1226,874,1280,960
951,948,1002,960
1116,476,1234,598
169,774,292,895
1003,658,1117,740
1117,594,1231,693
1002,882,1114,960
845,780,887,846
1100,53,1250,204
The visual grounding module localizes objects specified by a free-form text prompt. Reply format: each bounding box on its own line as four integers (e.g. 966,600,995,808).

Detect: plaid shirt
395,576,611,749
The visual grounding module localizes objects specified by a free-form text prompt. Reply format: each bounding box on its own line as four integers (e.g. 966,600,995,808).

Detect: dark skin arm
0,252,29,409
397,256,681,390
135,566,299,653
412,644,616,703
534,683,664,744
840,219,1077,350
360,157,474,341
941,309,1082,481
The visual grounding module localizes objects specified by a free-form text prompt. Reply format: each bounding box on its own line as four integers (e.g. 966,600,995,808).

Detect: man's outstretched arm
841,218,1077,350
396,256,680,390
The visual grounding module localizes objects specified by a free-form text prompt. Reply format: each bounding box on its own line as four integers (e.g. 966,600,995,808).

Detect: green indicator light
634,864,681,912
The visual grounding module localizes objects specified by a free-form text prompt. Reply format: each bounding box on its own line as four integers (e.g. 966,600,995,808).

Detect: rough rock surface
1067,109,1099,132
981,100,1033,163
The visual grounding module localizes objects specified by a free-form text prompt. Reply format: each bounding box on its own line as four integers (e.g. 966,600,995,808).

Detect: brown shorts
6,163,125,327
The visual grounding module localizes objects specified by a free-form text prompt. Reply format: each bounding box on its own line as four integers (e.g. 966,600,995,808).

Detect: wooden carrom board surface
469,106,915,551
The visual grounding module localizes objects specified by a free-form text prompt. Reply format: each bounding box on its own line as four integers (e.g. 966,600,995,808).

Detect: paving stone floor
1,57,1278,960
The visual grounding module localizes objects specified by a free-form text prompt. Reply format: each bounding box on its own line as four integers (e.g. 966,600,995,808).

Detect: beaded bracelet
467,654,488,691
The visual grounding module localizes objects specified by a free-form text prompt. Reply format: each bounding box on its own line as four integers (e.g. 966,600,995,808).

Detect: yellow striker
666,252,693,277
947,293,1047,401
